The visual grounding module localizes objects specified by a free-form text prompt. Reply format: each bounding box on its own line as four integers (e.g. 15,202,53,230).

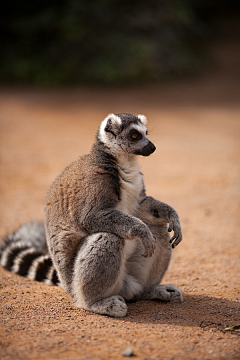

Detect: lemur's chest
116,162,143,215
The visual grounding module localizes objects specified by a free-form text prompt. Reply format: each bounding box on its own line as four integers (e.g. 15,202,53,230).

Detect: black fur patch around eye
152,209,160,218
129,130,142,141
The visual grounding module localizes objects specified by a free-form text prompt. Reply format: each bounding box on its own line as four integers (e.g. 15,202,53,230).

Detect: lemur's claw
170,231,182,248
168,214,182,249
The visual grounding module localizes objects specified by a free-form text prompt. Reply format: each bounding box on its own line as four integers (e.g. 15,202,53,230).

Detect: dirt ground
0,22,240,360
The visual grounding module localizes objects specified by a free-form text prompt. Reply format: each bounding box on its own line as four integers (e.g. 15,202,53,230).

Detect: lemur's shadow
119,294,239,329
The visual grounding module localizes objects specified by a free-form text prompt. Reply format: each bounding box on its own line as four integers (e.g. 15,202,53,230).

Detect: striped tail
0,222,59,286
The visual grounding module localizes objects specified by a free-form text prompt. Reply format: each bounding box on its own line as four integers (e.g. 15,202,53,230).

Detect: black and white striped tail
0,222,59,286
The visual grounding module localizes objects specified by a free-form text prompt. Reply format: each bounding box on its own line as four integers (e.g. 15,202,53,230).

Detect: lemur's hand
168,211,182,248
129,223,156,257
141,229,156,258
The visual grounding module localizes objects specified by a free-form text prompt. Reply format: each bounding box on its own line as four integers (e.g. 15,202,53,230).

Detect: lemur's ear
101,113,122,139
137,114,147,125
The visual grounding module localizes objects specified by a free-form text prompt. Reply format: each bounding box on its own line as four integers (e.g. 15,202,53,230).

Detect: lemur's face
98,113,156,157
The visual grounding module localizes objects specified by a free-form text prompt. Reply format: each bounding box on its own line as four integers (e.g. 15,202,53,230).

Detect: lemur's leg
123,225,171,288
124,224,182,302
142,223,182,302
122,193,183,303
140,223,183,302
72,232,128,317
47,229,84,293
122,224,171,294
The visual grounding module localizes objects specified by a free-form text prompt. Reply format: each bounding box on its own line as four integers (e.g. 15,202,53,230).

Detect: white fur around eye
129,123,147,135
137,114,147,125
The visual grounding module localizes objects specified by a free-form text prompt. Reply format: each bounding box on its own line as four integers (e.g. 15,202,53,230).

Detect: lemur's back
0,143,122,287
45,150,120,235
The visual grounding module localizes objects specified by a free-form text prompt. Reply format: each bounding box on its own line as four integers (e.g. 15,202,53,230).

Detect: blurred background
0,0,239,242
0,0,239,85
1,2,240,359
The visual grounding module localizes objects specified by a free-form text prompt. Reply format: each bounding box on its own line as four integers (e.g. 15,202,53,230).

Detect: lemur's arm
81,208,156,258
137,196,182,248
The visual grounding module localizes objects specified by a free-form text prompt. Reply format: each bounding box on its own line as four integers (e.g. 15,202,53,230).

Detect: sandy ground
0,25,240,360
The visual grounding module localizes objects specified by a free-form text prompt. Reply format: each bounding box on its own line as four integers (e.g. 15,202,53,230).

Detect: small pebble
122,347,134,357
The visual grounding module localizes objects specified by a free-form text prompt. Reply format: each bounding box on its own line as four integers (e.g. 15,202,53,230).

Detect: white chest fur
116,158,143,216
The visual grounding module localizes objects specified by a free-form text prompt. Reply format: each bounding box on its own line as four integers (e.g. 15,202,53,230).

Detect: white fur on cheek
137,114,147,125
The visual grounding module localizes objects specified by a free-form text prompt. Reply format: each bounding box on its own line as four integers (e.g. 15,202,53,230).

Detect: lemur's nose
141,140,156,156
148,141,156,154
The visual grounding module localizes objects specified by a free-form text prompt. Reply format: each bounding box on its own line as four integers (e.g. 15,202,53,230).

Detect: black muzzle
140,141,156,156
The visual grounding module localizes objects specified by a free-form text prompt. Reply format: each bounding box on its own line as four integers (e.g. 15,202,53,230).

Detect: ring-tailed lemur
0,113,183,317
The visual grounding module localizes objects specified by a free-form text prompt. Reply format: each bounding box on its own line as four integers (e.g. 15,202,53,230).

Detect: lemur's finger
171,238,178,248
169,233,177,243
171,236,182,248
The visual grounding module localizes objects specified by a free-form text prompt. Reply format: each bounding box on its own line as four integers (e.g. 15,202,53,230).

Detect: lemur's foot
140,284,183,302
154,284,183,302
86,295,128,318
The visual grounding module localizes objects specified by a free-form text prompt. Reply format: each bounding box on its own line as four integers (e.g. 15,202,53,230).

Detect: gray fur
0,113,183,317
45,113,182,316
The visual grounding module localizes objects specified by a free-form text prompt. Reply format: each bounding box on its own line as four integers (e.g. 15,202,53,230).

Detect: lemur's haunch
0,113,183,317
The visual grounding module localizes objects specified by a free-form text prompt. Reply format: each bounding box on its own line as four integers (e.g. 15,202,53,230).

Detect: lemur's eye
130,131,142,141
